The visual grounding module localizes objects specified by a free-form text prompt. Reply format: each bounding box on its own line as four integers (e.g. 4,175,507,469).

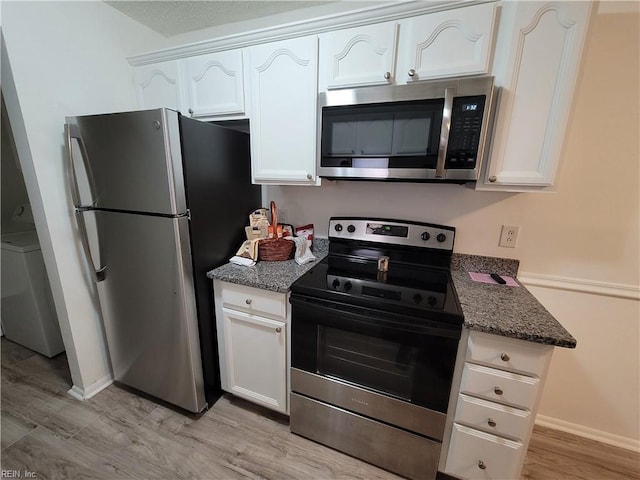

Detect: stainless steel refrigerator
65,109,261,412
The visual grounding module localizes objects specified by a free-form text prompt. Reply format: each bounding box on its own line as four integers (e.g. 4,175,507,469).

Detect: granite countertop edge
206,238,330,294
207,247,576,348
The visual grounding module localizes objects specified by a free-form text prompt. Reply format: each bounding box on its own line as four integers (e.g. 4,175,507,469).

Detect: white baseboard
67,374,113,401
535,414,640,453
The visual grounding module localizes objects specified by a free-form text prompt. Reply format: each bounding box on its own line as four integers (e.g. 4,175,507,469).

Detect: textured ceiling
105,1,333,38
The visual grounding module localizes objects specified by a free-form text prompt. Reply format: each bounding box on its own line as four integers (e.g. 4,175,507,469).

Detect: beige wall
266,7,640,447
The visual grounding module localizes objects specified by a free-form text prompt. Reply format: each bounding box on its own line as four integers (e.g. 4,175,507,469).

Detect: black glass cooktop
290,255,464,325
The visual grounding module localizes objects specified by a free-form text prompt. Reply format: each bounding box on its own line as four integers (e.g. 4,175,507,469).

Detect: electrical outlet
499,225,519,248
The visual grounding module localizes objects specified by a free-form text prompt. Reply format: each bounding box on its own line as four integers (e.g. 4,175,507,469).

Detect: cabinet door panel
248,36,318,184
399,3,496,82
133,61,181,110
480,1,592,189
221,308,287,413
184,50,244,117
320,22,398,90
445,424,523,480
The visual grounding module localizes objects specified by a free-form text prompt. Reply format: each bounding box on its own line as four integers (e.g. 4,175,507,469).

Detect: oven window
291,298,460,413
318,326,417,401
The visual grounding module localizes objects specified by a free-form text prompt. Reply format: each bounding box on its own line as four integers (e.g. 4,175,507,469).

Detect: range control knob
344,281,353,291
332,279,340,289
347,225,356,233
436,233,447,243
428,296,437,306
335,224,343,232
413,294,423,304
421,232,431,241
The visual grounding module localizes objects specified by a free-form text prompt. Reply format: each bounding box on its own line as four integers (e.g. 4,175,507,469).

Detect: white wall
266,7,640,447
1,1,168,396
1,96,30,234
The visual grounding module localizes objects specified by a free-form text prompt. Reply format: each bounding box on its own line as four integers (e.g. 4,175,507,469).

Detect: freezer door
67,109,186,215
90,210,206,412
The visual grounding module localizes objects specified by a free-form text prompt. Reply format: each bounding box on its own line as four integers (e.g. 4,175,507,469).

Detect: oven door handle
290,295,461,339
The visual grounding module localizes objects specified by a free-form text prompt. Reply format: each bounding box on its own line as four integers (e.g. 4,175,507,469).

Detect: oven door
290,294,461,418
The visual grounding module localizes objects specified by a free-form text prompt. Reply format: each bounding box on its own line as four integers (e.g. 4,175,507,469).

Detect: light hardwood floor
1,338,638,480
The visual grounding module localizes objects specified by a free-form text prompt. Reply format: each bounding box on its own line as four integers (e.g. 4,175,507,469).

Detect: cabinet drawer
467,331,552,377
460,363,539,410
220,282,286,319
455,393,530,441
444,423,523,480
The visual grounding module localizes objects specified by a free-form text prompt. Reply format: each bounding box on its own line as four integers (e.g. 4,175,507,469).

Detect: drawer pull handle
275,327,282,333
478,460,486,470
245,299,252,305
494,386,504,396
487,418,497,427
500,352,510,362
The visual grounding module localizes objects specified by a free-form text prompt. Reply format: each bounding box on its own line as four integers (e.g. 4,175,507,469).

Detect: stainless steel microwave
317,76,496,182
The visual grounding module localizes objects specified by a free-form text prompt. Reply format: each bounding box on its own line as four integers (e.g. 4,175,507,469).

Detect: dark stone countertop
451,254,576,348
207,246,576,348
206,238,329,293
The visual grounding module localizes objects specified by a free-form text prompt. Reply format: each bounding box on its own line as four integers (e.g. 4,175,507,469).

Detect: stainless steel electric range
289,217,464,480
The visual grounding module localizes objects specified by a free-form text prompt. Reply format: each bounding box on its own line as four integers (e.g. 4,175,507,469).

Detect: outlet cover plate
499,225,519,248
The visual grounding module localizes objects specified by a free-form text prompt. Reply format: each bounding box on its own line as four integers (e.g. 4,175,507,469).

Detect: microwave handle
436,87,456,178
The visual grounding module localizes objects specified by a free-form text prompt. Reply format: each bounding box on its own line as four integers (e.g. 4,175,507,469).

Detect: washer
1,230,64,357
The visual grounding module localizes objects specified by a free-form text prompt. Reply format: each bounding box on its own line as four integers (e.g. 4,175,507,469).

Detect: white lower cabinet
214,280,290,414
442,330,554,480
446,424,523,480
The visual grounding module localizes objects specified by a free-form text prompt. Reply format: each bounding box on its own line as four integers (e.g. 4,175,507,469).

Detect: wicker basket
258,201,294,261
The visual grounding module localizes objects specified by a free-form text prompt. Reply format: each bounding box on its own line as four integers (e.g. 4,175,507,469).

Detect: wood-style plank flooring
2,338,638,479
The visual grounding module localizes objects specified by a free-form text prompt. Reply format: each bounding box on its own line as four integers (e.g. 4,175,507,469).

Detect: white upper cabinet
133,60,182,111
478,1,593,191
182,50,245,118
247,35,319,185
319,22,398,90
397,3,497,83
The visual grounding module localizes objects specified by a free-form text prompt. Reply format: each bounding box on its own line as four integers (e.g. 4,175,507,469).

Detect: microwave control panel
445,95,487,169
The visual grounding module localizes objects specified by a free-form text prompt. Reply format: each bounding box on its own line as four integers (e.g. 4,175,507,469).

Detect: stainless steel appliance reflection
289,218,464,480
65,109,261,412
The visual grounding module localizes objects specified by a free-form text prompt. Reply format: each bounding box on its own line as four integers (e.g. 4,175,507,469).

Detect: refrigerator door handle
74,210,106,283
65,122,97,208
66,123,105,283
